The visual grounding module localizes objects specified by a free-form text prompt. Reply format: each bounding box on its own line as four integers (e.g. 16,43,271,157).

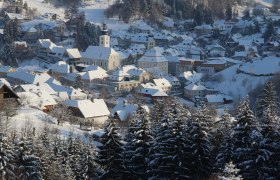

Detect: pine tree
214,112,233,172
225,3,232,21
149,100,191,179
123,106,152,179
187,108,214,179
95,118,125,179
231,97,272,179
13,141,42,179
77,146,98,179
0,133,15,179
255,81,280,179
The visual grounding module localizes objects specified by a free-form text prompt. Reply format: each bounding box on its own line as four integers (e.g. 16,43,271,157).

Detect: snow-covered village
0,0,280,179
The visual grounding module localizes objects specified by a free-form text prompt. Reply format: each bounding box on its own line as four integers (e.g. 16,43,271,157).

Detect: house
184,83,218,100
179,71,203,85
0,80,19,110
130,34,156,49
179,58,204,73
111,101,138,121
65,48,82,65
80,66,108,85
138,47,169,73
109,65,150,83
165,56,180,75
164,76,181,93
205,94,233,107
37,39,65,62
64,99,110,125
137,83,168,102
7,71,54,85
153,78,172,94
17,90,57,112
194,24,213,35
48,61,70,75
208,45,226,57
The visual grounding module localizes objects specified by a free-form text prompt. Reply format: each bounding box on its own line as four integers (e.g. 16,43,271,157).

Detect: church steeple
99,23,110,47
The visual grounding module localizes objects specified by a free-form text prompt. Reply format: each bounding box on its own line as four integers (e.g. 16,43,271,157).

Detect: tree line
1,81,280,179
105,0,238,24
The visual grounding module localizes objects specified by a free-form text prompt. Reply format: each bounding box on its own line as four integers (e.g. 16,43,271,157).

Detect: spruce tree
0,133,15,179
13,141,42,179
123,106,152,179
149,100,191,179
187,108,214,179
95,118,124,179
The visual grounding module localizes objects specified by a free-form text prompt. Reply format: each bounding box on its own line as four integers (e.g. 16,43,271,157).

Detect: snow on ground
24,0,65,18
207,65,270,99
239,56,280,75
10,107,98,142
255,0,273,7
79,1,130,32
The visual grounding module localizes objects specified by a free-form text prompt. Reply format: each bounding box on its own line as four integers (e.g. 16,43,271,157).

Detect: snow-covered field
239,56,280,75
25,0,65,18
11,107,95,142
207,65,270,99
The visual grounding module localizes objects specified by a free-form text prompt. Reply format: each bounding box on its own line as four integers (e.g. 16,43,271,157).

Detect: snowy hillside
24,0,65,18
255,0,273,7
239,56,280,75
207,65,270,99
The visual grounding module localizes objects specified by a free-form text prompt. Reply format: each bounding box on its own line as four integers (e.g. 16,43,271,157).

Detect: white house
184,83,218,100
153,78,172,94
64,99,110,125
138,47,168,73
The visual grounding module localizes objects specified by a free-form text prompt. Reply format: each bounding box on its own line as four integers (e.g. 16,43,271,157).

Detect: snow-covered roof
6,13,24,20
18,83,56,95
179,71,203,83
66,48,81,59
206,94,233,103
138,47,168,63
153,78,172,88
17,91,57,110
111,101,138,121
64,99,110,118
7,71,53,85
185,83,207,91
48,61,70,74
81,46,118,61
131,20,153,31
81,68,108,80
38,39,65,54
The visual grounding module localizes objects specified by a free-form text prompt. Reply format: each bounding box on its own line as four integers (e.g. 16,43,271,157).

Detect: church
81,24,120,71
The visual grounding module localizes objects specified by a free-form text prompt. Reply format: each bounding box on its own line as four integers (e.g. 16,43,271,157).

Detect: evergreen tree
263,21,275,41
187,108,214,179
149,100,191,179
123,106,152,179
231,97,272,179
0,133,15,179
95,118,125,179
214,112,233,172
14,141,42,179
77,146,98,179
225,3,232,21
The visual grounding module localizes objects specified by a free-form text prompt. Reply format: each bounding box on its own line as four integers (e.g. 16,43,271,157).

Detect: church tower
99,24,110,47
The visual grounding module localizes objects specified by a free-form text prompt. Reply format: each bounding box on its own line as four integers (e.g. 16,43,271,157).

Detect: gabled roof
66,48,81,59
138,47,168,63
64,99,110,118
81,46,118,61
7,71,53,85
111,102,138,121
